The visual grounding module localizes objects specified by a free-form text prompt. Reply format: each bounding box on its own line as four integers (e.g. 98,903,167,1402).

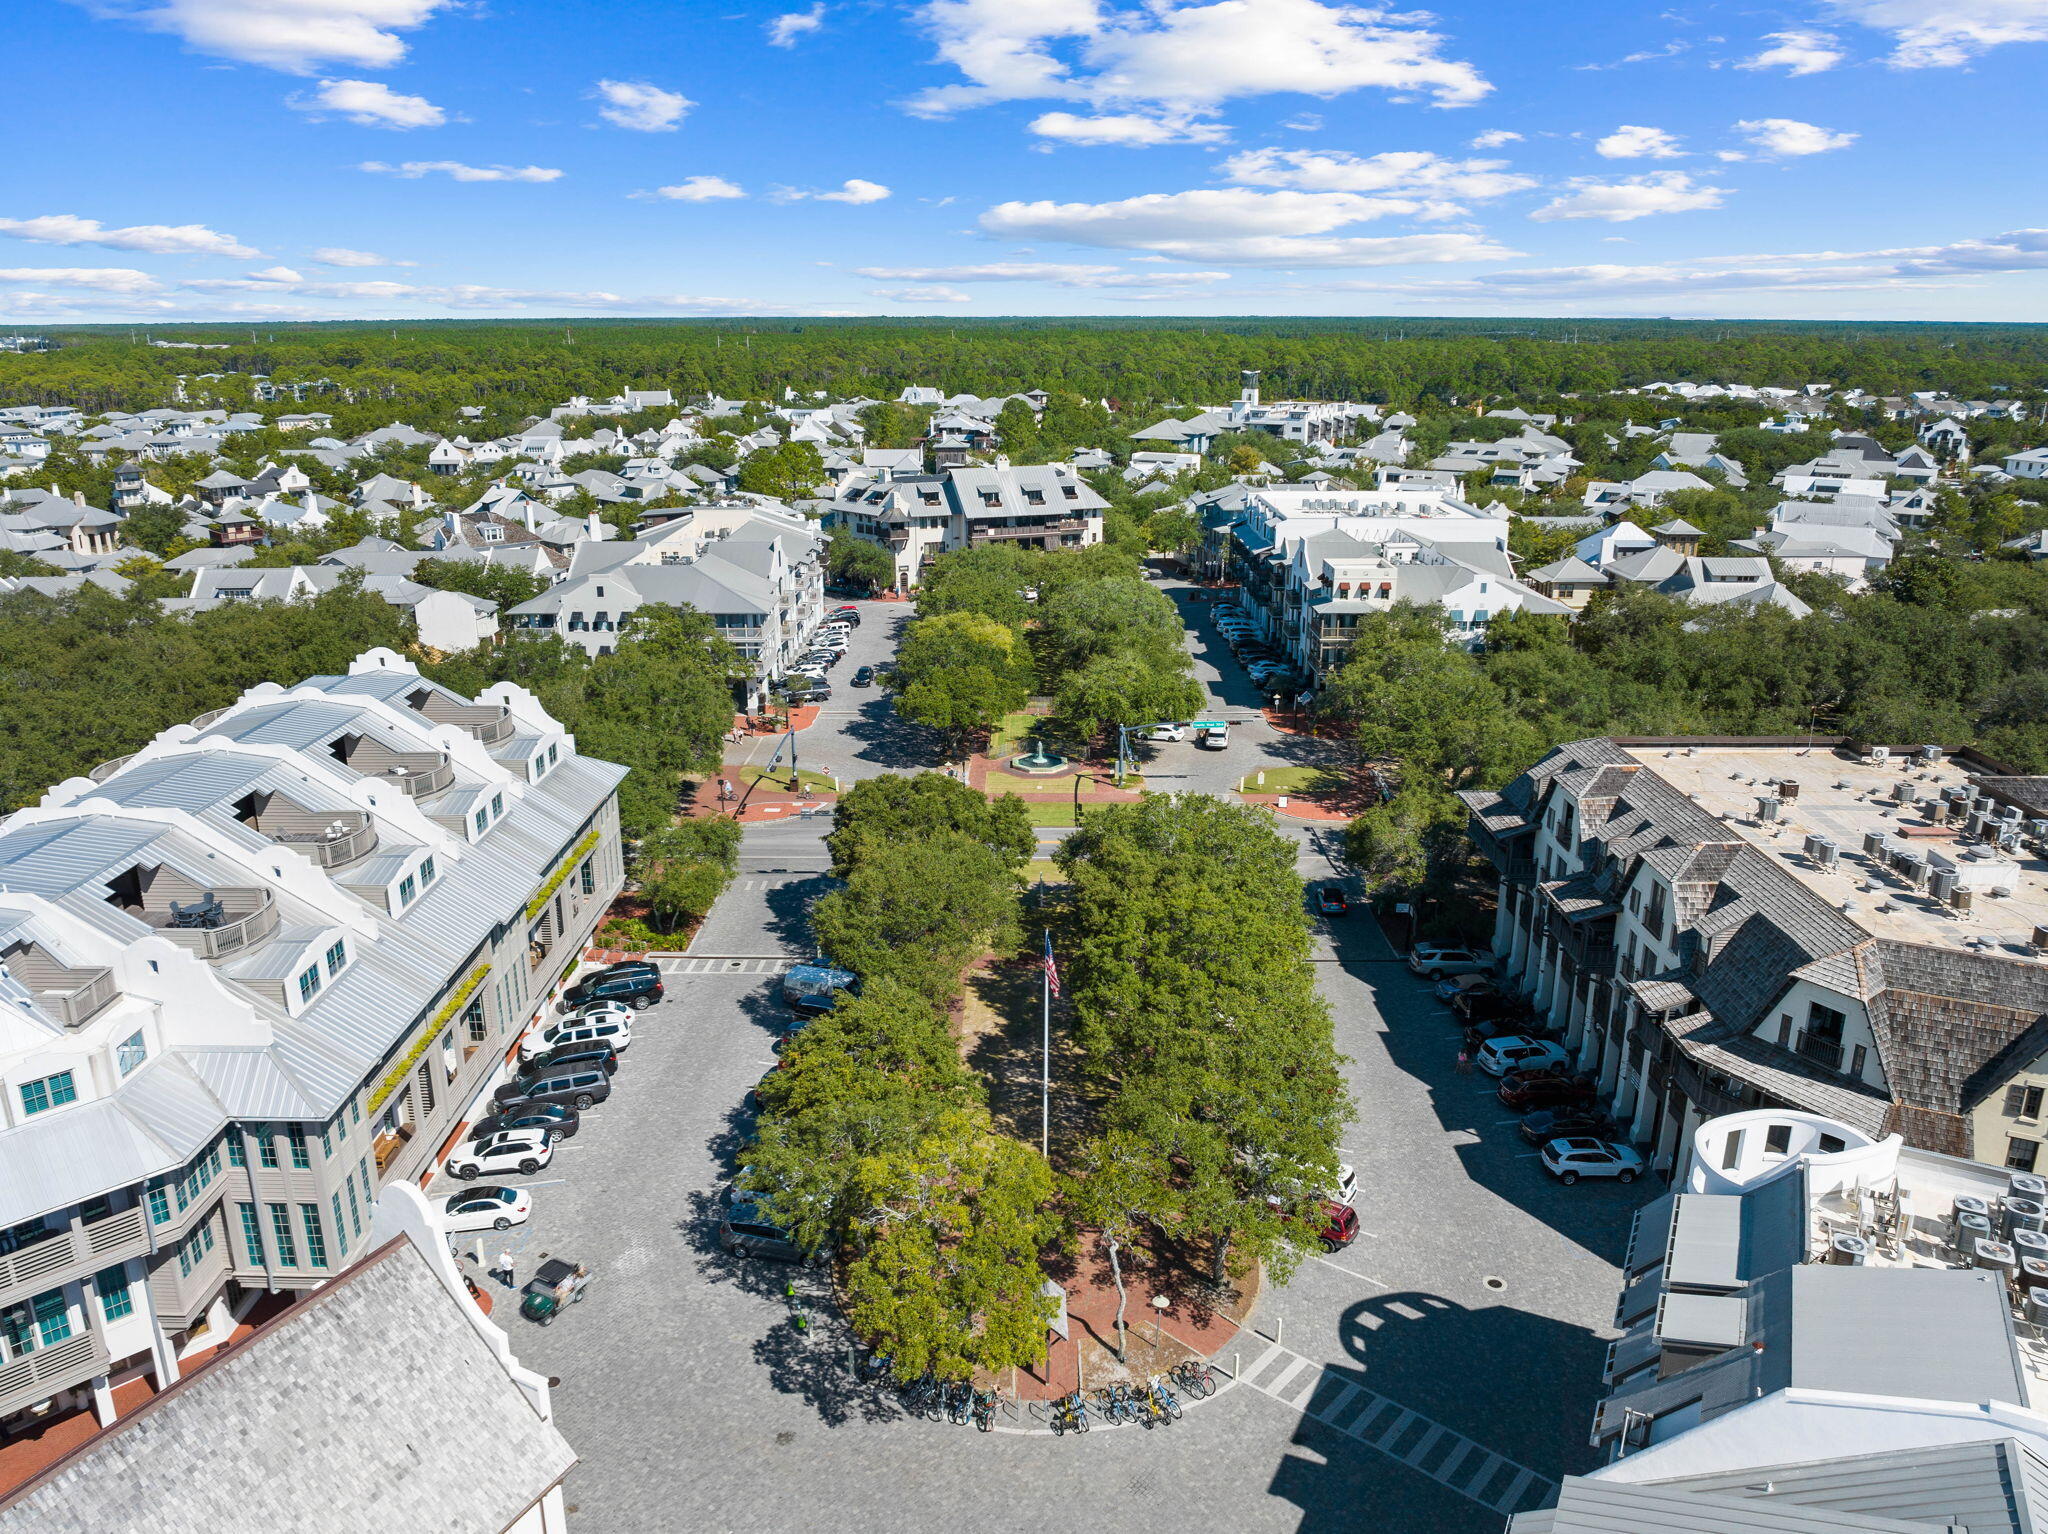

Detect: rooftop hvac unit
2027,1290,2048,1328
1957,1194,1993,1222
1896,856,1929,890
1967,810,1993,840
2000,829,2024,853
2033,925,2048,952
1973,1237,2018,1275
1954,887,1978,914
1929,868,1960,903
2023,1257,2048,1295
1828,1232,1872,1266
2005,804,2027,824
1958,1210,1995,1253
2010,1200,2048,1239
2028,819,2048,841
1870,745,1891,765
1778,779,1802,802
1757,797,1781,823
2013,1172,2048,1202
1920,744,1943,764
1814,839,1840,869
1891,780,1918,805
1863,830,1890,861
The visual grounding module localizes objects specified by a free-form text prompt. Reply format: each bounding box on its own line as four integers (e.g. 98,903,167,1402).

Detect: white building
825,463,1107,588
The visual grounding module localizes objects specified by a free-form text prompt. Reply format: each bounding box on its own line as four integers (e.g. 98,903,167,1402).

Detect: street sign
1189,720,1223,729
1042,1278,1069,1342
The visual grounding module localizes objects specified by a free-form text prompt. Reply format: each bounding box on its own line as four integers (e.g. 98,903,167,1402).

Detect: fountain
1008,737,1069,776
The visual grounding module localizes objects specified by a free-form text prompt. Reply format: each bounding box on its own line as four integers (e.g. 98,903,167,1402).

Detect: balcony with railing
0,1330,109,1420
107,864,279,960
1,944,116,1029
1794,1030,1845,1073
0,1208,149,1306
402,690,515,745
330,734,455,798
86,754,133,784
234,792,378,869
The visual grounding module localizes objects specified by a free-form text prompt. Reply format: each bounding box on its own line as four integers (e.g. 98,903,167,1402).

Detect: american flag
1041,931,1061,998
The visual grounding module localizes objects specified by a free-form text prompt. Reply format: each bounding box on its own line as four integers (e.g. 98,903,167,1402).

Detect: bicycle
971,1387,998,1433
945,1379,973,1426
1049,1390,1090,1436
1148,1377,1184,1423
1171,1359,1216,1399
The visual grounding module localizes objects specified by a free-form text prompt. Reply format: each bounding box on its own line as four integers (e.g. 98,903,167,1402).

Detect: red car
1271,1194,1357,1251
1498,1071,1596,1112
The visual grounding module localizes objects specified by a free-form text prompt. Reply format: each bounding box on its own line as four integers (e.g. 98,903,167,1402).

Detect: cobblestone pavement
464,578,1636,1530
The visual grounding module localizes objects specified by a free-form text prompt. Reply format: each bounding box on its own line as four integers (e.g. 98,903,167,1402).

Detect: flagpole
1041,928,1051,1160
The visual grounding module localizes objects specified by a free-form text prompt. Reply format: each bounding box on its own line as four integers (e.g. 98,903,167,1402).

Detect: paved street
457,580,1636,1532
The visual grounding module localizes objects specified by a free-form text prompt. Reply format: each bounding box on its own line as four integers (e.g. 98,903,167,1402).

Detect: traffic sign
1189,720,1223,728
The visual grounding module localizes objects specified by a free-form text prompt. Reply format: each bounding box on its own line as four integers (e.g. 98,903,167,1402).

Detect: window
258,1130,279,1169
31,1290,69,1347
330,1195,349,1257
1776,1014,1792,1048
1719,1130,1744,1170
464,995,488,1045
95,1264,133,1321
350,1097,361,1126
1850,1044,1868,1079
1818,1134,1846,1155
18,1071,76,1116
147,1187,170,1226
474,809,489,834
227,1132,246,1168
419,857,436,887
238,1204,265,1266
358,1158,374,1208
2010,1138,2041,1174
287,1126,310,1169
325,939,347,977
344,1178,362,1238
1764,1123,1793,1156
0,1219,48,1257
2007,1084,2046,1120
491,792,504,819
297,965,322,1005
117,1031,147,1076
398,874,417,907
318,1123,333,1158
300,1205,329,1268
548,744,559,766
267,1205,298,1267
579,859,595,896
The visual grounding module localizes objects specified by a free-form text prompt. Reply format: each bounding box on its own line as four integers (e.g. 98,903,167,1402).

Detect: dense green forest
7,318,2048,431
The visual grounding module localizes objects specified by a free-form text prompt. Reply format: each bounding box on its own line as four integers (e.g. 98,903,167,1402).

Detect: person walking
495,1248,517,1286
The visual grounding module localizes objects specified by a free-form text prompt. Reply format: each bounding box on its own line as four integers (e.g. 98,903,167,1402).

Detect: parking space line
1238,1341,1556,1516
1311,1253,1390,1288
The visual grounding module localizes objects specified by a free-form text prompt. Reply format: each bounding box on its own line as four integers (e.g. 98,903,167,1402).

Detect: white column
1489,879,1514,958
89,1374,116,1426
1628,1045,1659,1142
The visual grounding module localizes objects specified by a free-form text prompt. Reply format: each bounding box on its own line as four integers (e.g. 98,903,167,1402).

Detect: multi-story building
507,499,823,710
1211,486,1561,681
1461,737,2048,1180
824,463,1106,588
0,648,625,1449
1521,1103,2048,1525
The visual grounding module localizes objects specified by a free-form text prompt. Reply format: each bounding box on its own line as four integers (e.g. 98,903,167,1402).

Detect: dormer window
296,964,322,1004
398,874,417,907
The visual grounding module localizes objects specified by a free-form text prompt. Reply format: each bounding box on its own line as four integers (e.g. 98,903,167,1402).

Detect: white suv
444,1130,554,1181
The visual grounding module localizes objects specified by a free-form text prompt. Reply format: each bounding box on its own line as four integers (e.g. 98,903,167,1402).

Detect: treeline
744,774,1053,1382
9,319,2048,430
1332,563,2048,919
0,583,741,840
1057,795,1354,1284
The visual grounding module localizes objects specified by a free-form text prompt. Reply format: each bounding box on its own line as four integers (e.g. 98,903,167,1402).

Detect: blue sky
7,0,2046,321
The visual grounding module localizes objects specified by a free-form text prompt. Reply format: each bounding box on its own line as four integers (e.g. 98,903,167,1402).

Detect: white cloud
289,77,447,128
767,3,826,45
873,285,974,302
1828,0,2048,66
309,246,407,266
1529,172,1724,222
1221,148,1535,199
1282,113,1323,131
245,265,303,281
1468,129,1522,148
593,79,692,131
635,176,746,201
1733,117,1858,157
1594,124,1684,159
359,160,563,182
0,213,258,258
1029,110,1229,145
905,0,1489,121
1575,39,1689,70
1737,29,1845,74
813,179,892,203
81,0,460,73
978,188,1516,264
854,260,1230,287
0,266,164,294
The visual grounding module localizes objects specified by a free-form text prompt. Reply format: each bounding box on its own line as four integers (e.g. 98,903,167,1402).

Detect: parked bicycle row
853,1354,1222,1434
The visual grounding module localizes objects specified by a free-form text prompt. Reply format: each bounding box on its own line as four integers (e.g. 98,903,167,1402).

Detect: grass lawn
733,765,838,793
1020,801,1079,827
984,766,1144,792
988,710,1057,755
1237,765,1344,794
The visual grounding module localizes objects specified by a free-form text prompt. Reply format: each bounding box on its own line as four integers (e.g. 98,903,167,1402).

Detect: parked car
444,1130,554,1181
1475,1036,1568,1076
1519,1108,1618,1147
1148,723,1188,742
469,1102,580,1143
783,963,858,1017
1498,1072,1597,1112
1541,1138,1646,1186
1461,1015,1556,1055
1406,944,1493,980
591,959,660,982
1453,989,1535,1030
435,1184,532,1233
520,1041,619,1079
1315,885,1348,917
562,968,663,1011
719,1192,810,1262
520,1014,631,1063
494,1066,613,1112
851,666,875,687
1435,972,1495,1002
1197,722,1230,750
563,1000,636,1028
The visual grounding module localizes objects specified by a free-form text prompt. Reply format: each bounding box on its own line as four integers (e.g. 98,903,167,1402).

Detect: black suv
493,1067,612,1112
468,1102,581,1142
520,1041,619,1078
563,968,664,1011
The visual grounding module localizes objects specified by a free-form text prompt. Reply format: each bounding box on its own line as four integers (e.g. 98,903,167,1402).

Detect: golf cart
519,1257,592,1325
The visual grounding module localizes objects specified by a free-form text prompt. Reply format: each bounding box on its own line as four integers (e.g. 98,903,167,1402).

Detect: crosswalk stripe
1236,1342,1555,1517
